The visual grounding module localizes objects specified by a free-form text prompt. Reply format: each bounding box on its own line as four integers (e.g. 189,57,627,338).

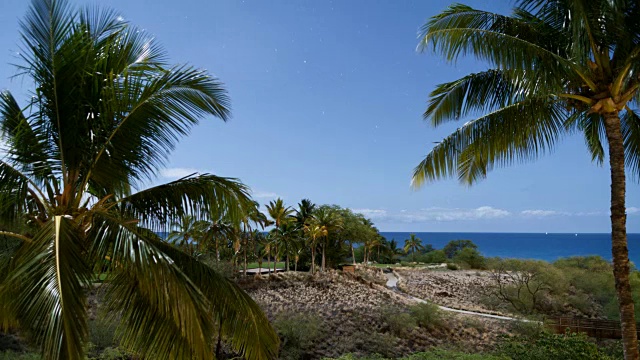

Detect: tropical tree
314,206,342,272
384,238,403,264
404,234,424,263
266,198,294,273
412,1,640,357
0,1,278,359
341,209,365,264
304,223,326,274
167,215,209,255
295,198,316,225
277,220,300,271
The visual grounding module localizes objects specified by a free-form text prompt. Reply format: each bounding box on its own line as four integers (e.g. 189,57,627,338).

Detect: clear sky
1,0,638,233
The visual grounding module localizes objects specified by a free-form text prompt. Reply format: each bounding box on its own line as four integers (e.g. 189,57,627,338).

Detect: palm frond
86,64,230,191
116,174,253,231
622,109,640,180
419,3,592,89
0,91,58,181
88,215,213,360
426,69,557,126
0,161,40,223
151,239,280,360
4,217,90,360
88,212,278,360
412,97,568,186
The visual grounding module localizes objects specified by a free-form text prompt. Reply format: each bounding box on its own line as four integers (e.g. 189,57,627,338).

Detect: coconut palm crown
0,0,278,359
412,0,640,358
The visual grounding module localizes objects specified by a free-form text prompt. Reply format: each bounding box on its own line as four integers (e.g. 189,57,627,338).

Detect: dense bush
446,263,459,270
410,303,444,329
453,248,486,269
0,352,41,360
498,331,615,360
325,349,508,359
379,307,416,336
443,240,478,259
416,250,447,264
273,312,324,360
484,259,567,315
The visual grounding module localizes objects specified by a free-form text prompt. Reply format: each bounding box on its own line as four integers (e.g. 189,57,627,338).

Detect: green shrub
89,347,130,360
443,240,478,259
379,307,416,336
410,303,444,329
418,250,447,264
0,352,41,360
325,348,508,359
273,312,324,360
453,248,486,269
508,321,546,338
446,263,459,270
499,331,614,360
340,331,398,358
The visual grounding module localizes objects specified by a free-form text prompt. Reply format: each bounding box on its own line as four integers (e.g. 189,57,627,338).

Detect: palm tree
386,238,403,263
167,215,209,256
202,218,234,263
412,1,640,357
404,234,423,263
0,1,278,359
304,223,326,274
295,198,316,225
278,220,299,271
314,207,342,272
266,198,294,273
361,218,378,264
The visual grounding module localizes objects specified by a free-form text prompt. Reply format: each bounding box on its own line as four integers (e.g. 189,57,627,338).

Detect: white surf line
384,271,534,323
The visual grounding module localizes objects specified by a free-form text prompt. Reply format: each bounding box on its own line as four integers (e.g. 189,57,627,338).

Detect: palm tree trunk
321,243,326,272
351,243,356,265
273,243,278,274
311,246,316,274
604,113,638,360
243,238,247,277
267,250,271,277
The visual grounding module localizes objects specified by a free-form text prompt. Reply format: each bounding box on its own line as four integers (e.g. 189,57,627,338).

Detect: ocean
379,232,640,265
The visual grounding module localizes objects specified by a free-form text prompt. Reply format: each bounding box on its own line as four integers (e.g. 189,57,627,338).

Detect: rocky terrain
242,269,513,359
394,268,506,316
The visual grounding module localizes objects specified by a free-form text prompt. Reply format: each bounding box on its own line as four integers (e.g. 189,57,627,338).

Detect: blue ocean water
380,232,640,265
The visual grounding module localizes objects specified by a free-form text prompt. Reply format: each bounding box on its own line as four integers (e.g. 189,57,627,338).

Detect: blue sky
1,0,638,233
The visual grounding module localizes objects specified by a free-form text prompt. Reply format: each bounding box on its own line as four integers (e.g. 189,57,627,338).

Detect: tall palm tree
304,223,326,274
167,215,209,256
278,220,299,271
0,1,278,359
386,238,403,263
266,198,294,273
404,234,423,263
412,1,640,357
295,198,316,225
314,207,342,272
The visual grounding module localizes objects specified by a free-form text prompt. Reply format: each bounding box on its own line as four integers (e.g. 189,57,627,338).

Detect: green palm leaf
118,174,253,231
5,217,91,360
413,97,568,186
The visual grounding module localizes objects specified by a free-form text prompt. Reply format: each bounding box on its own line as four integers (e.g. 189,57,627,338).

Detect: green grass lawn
246,262,285,269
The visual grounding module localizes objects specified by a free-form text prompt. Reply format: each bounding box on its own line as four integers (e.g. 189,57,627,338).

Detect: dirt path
384,271,533,322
